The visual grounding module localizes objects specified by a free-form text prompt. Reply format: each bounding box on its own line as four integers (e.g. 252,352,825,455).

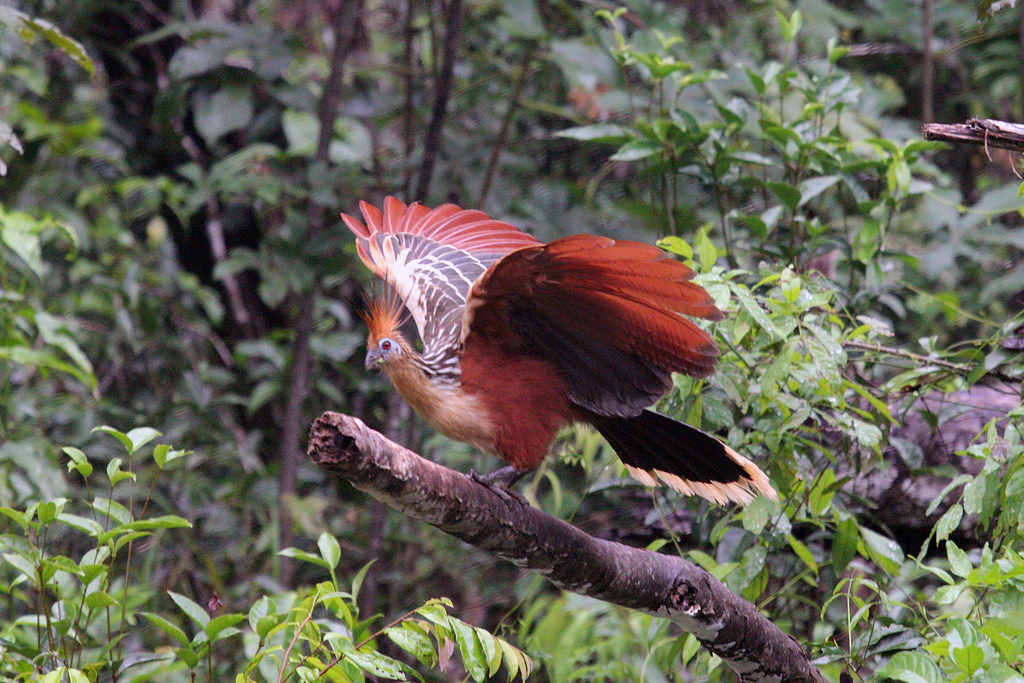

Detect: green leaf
169,590,210,628
734,286,779,338
154,446,188,469
657,235,692,260
93,425,132,453
860,527,904,574
40,668,90,683
853,220,881,263
278,547,330,569
92,497,132,525
0,506,30,530
610,139,662,161
175,646,200,669
36,500,59,524
329,117,372,164
247,379,282,414
3,552,37,581
845,382,896,425
934,583,964,605
34,312,96,390
767,182,800,211
112,530,151,553
827,38,850,64
745,67,766,96
808,468,837,515
416,598,455,627
317,532,341,571
876,650,941,683
57,512,104,537
142,611,191,647
450,618,487,682
777,9,802,42
84,590,119,610
951,644,984,676
500,638,533,680
387,621,435,663
798,175,840,206
44,553,83,578
946,541,972,578
346,649,406,680
206,613,245,641
696,229,718,271
193,83,254,146
0,209,45,278
741,494,771,534
787,535,819,575
832,515,859,575
0,346,95,389
106,458,136,486
125,427,161,454
934,504,963,542
15,13,94,74
125,515,192,531
282,109,319,156
351,558,376,605
779,266,801,303
63,447,93,480
476,627,501,677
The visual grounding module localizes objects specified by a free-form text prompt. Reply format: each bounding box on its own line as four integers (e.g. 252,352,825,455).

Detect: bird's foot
469,466,530,507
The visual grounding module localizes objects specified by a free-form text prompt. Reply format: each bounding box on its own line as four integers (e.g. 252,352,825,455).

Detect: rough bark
308,411,826,683
922,118,1024,153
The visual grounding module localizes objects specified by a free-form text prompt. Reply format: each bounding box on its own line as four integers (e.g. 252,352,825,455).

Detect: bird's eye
380,339,392,351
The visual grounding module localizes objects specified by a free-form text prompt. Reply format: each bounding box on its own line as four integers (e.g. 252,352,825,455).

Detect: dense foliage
1,1,1023,681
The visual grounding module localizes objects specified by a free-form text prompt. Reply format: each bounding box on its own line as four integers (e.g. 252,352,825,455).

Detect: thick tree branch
922,118,1024,154
308,412,826,683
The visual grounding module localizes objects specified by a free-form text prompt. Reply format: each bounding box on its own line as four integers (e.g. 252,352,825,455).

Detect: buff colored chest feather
382,359,494,454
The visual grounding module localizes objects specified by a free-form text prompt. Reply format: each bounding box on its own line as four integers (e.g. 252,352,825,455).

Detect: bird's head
365,332,408,370
361,292,412,372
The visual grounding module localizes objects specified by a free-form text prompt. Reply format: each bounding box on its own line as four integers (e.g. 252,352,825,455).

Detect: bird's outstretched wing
342,197,540,365
462,234,724,416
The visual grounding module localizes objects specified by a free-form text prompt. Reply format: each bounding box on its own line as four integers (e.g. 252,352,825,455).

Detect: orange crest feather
360,288,407,344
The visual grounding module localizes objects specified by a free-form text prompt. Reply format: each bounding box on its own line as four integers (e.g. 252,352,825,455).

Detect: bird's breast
384,362,495,453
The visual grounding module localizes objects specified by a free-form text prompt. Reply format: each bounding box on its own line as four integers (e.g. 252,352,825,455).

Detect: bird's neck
383,353,434,414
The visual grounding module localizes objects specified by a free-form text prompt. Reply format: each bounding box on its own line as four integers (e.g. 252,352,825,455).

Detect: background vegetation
1,0,1023,681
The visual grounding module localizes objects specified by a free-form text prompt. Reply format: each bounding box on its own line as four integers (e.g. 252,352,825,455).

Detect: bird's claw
469,466,530,507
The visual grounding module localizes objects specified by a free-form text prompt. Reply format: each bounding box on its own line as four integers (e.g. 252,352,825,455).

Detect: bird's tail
588,410,776,506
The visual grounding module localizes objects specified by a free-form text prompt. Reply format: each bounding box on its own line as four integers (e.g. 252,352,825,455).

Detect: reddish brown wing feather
464,234,723,416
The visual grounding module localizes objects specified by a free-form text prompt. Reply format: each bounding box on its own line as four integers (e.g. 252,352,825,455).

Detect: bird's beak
365,348,382,371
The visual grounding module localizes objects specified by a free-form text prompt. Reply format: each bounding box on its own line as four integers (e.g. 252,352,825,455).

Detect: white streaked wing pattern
361,232,505,375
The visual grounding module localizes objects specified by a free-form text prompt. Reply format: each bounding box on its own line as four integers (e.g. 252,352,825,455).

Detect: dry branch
308,411,826,683
922,118,1024,154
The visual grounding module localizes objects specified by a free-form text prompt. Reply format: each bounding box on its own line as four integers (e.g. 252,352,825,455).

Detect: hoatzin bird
343,197,776,505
